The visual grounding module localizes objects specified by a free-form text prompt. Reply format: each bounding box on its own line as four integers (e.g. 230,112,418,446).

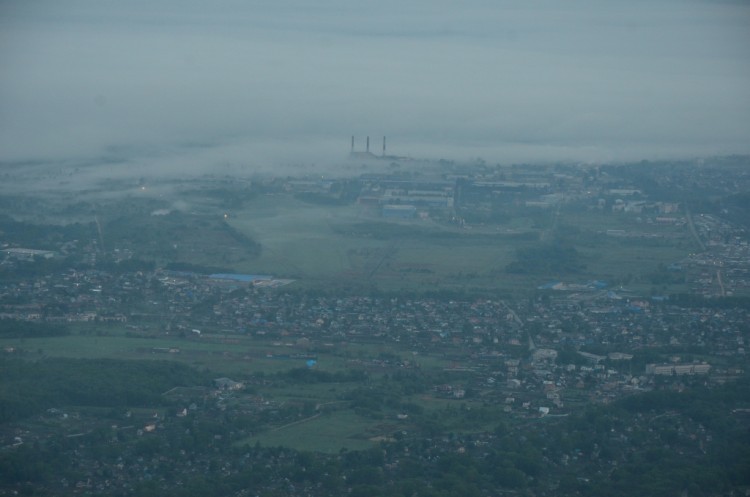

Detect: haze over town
4,2,750,495
2,0,750,177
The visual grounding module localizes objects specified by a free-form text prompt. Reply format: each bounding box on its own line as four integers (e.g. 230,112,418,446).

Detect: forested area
0,215,96,250
0,358,210,423
1,354,748,496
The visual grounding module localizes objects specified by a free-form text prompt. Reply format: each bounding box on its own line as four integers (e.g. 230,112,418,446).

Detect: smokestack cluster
350,135,387,156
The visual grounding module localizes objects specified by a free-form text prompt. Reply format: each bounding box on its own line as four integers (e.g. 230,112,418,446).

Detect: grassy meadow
241,410,380,453
222,193,691,294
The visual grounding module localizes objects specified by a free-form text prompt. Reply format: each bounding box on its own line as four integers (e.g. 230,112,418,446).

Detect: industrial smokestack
382,136,386,156
366,136,370,153
351,135,354,152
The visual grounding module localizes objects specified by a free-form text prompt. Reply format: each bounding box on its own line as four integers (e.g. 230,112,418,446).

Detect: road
684,205,706,252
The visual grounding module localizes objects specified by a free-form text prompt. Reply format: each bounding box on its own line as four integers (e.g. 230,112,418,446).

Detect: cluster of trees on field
103,211,261,260
186,187,257,210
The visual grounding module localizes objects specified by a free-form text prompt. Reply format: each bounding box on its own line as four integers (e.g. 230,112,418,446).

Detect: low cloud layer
1,0,749,172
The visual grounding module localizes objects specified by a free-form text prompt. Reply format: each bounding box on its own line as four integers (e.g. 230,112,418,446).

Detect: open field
0,323,459,377
220,193,692,294
0,332,361,376
0,178,695,295
240,410,382,453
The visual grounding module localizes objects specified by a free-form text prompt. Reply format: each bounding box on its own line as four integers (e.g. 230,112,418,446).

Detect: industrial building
646,363,711,375
2,248,56,260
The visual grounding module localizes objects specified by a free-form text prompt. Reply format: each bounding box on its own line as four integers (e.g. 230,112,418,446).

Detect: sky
1,0,749,174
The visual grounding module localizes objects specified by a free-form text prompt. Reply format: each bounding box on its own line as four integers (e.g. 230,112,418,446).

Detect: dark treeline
669,293,750,310
294,191,352,206
0,358,211,423
164,262,235,274
0,215,96,250
0,255,155,281
333,222,536,243
220,220,262,256
280,367,368,384
0,320,69,339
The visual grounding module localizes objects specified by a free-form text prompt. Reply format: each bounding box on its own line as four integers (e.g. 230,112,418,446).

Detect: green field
0,323,458,378
5,183,694,294
219,193,692,294
1,331,361,376
241,410,380,453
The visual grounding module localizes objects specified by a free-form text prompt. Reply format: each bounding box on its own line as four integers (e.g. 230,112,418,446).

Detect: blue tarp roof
538,281,562,289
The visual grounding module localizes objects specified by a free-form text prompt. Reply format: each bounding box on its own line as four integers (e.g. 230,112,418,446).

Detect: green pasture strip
238,410,376,453
579,243,689,280
391,242,513,276
221,192,694,293
0,331,400,377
